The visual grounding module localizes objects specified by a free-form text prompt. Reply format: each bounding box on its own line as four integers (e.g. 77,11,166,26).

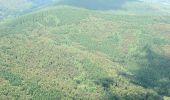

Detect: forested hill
0,4,170,99
0,0,170,100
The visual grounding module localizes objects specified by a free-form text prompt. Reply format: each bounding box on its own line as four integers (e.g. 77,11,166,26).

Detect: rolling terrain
0,0,170,100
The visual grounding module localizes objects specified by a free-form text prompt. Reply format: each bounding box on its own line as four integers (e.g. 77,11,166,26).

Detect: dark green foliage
131,48,170,96
0,70,23,86
95,77,115,88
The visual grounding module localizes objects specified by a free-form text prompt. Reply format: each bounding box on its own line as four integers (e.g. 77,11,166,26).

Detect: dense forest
0,0,170,100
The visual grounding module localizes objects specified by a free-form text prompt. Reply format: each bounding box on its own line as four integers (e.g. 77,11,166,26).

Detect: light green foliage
0,5,170,100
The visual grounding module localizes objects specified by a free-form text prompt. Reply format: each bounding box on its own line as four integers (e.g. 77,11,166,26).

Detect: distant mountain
30,0,57,7
1,0,170,19
0,0,57,18
57,0,170,14
0,0,31,18
57,0,138,10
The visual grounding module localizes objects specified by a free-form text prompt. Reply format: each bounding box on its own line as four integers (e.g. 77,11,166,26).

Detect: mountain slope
0,5,170,99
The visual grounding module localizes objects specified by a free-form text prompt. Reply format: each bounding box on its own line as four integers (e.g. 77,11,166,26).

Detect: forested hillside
0,0,170,100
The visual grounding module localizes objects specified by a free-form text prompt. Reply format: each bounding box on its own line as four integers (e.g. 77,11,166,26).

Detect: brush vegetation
0,4,170,100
